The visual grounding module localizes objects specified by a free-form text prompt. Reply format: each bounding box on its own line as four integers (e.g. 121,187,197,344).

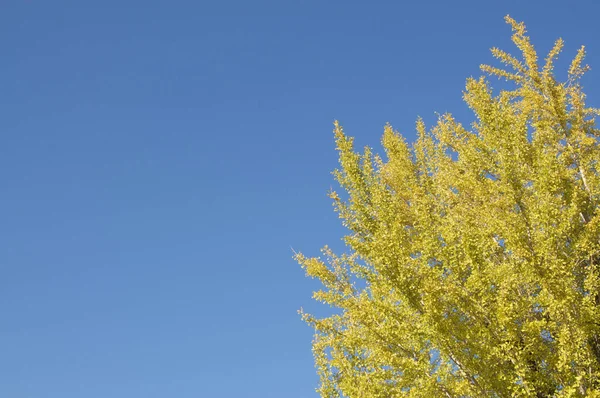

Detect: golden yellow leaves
297,15,600,397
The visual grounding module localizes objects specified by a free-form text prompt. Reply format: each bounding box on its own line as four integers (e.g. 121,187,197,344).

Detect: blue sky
1,1,599,397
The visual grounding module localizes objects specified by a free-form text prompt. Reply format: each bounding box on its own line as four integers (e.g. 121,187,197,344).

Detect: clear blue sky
1,1,599,397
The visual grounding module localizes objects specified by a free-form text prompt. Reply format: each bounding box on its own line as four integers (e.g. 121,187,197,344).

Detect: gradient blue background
1,1,599,397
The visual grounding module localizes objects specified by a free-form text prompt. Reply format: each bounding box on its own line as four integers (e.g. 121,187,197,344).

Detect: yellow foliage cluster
297,16,600,397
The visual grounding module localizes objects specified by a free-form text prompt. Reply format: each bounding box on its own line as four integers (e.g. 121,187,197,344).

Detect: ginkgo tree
296,16,600,397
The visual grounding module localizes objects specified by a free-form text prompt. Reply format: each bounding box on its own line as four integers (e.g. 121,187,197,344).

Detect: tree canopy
297,16,600,397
